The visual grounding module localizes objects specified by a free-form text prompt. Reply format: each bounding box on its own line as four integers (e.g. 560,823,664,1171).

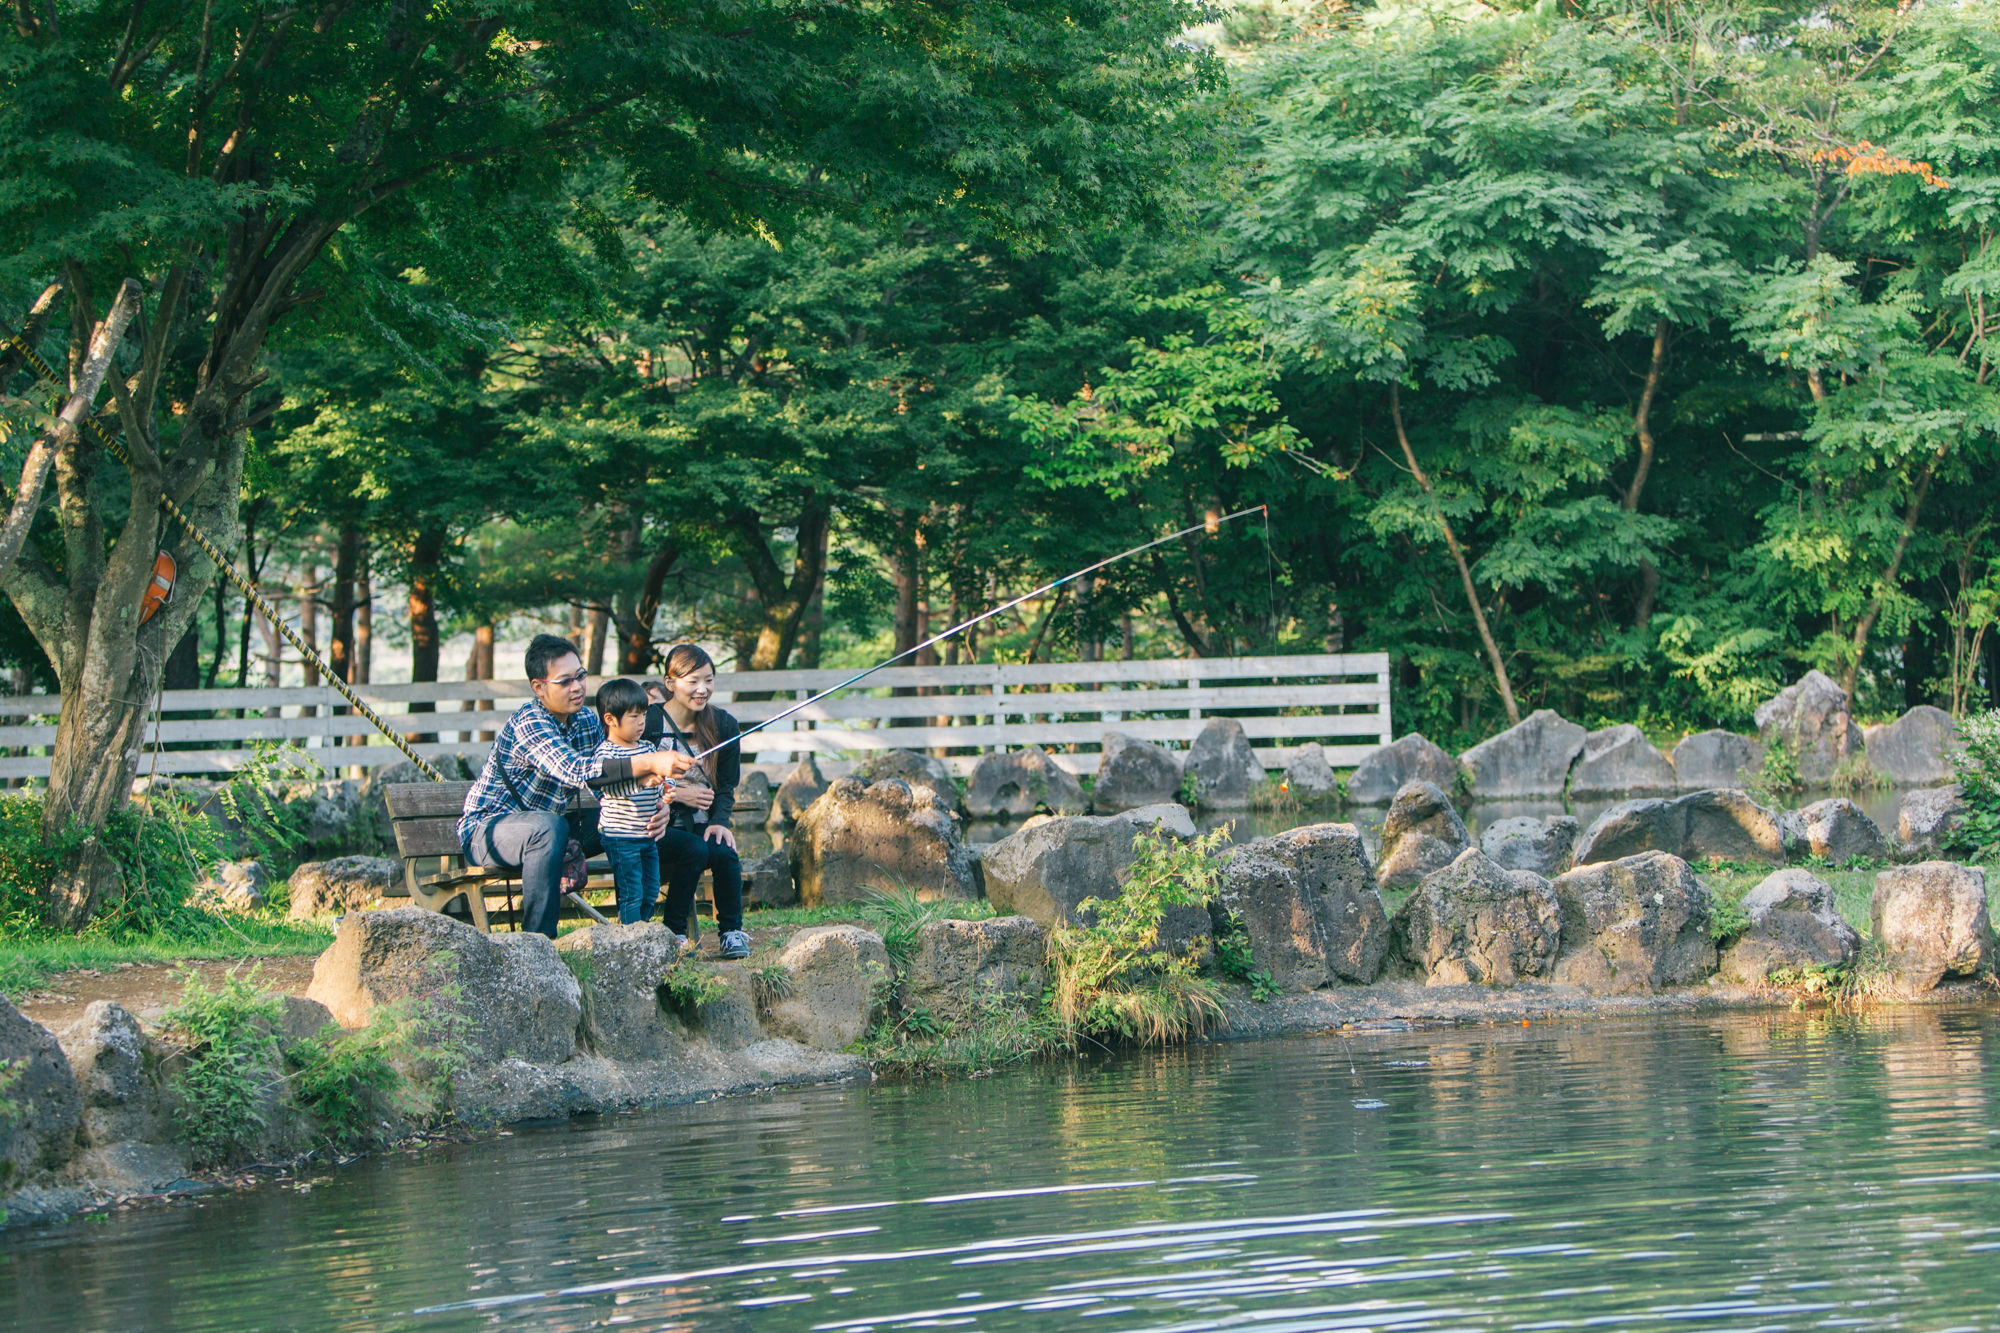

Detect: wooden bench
385,781,622,934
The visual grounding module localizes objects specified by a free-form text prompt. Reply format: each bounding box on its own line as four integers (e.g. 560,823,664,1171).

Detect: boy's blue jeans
601,835,660,925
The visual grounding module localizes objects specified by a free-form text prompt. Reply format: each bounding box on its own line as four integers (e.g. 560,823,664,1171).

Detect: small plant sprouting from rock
162,969,286,1167
1707,895,1752,945
863,885,953,969
1212,919,1281,1003
1047,826,1228,1047
662,958,732,1015
1827,755,1888,798
287,1001,437,1151
1745,740,1802,807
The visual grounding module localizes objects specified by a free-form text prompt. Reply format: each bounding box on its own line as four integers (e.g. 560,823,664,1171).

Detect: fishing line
688,505,1271,763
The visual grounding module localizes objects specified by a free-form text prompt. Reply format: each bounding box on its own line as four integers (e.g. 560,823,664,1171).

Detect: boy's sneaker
718,930,751,960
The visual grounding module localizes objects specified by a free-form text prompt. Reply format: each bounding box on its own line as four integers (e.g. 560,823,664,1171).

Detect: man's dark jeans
659,827,742,936
464,810,570,938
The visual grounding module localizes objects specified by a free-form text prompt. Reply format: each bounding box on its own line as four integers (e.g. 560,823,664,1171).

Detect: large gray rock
1716,869,1861,985
1570,724,1677,796
1897,785,1969,859
1283,743,1339,798
1672,730,1764,790
1347,733,1458,805
1391,848,1562,986
790,778,977,906
982,805,1198,929
1458,709,1587,798
287,855,398,919
360,757,471,840
965,747,1086,818
1779,798,1888,863
900,917,1047,1023
0,996,81,1187
1185,719,1266,808
1374,780,1471,892
451,1058,594,1126
555,922,689,1062
193,859,268,914
1872,863,1992,991
1479,815,1579,877
684,963,764,1051
735,769,774,811
1864,706,1960,787
854,749,957,800
1755,670,1866,784
742,849,796,909
1090,733,1183,812
1550,852,1717,993
1572,789,1783,867
763,926,892,1049
1217,823,1388,989
768,755,829,828
284,777,368,850
64,1001,171,1146
304,907,582,1065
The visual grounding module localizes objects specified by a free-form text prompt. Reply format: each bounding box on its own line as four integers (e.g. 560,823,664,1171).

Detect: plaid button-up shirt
457,698,609,846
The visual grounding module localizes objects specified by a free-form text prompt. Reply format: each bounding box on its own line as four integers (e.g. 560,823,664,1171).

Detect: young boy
592,678,668,928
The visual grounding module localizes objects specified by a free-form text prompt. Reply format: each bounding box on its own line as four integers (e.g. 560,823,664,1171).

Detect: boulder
1754,670,1866,784
1217,823,1388,989
684,963,764,1050
735,769,774,811
1864,706,1960,787
762,926,892,1050
1871,862,1992,991
1458,709,1587,798
1571,789,1783,867
1185,718,1266,808
742,849,796,909
360,757,471,840
1779,798,1888,863
63,1001,171,1146
1672,730,1764,790
1896,785,1969,860
1391,848,1562,986
1090,733,1183,812
790,778,978,906
900,917,1048,1023
1373,780,1471,892
285,778,368,850
304,907,582,1065
451,1059,593,1126
965,746,1087,818
193,859,268,914
1716,868,1861,984
555,922,688,1062
768,755,829,828
287,855,399,919
854,749,957,801
1283,743,1339,798
1569,724,1677,796
1346,733,1459,805
0,995,81,1186
1479,815,1579,877
1550,852,1717,993
982,805,1198,930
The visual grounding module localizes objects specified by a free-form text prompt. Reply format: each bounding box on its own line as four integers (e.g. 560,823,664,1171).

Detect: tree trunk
406,527,444,742
615,544,676,674
298,560,319,689
1842,460,1938,696
329,525,358,685
737,504,830,671
355,552,372,685
585,605,609,675
1390,385,1520,725
1624,320,1668,630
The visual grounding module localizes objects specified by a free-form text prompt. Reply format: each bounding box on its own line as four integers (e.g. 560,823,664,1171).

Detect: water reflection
7,1009,2000,1331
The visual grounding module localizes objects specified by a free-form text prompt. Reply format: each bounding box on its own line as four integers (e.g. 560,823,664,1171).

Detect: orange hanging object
138,551,177,627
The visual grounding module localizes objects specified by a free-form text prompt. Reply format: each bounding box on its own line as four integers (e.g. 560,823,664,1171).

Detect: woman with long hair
647,644,749,959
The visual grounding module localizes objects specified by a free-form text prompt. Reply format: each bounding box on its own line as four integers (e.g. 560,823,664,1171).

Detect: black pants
658,827,743,935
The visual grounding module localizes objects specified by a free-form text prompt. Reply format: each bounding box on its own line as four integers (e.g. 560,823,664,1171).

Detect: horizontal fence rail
0,653,1391,781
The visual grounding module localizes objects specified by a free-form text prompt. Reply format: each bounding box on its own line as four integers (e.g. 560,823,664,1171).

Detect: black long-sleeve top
644,703,743,829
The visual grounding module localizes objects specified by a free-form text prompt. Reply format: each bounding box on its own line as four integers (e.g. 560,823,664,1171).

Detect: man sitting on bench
456,634,693,938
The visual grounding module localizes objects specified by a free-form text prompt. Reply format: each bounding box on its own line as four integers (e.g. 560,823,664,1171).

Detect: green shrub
1745,740,1801,807
1827,755,1889,797
1212,919,1281,1002
216,741,325,865
287,1001,439,1151
0,790,226,939
1707,894,1752,943
1950,709,2000,858
1047,826,1227,1046
662,958,733,1014
161,970,285,1167
863,886,954,968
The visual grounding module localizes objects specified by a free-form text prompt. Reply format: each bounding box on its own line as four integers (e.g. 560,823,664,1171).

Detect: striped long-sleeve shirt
593,739,663,837
457,700,627,846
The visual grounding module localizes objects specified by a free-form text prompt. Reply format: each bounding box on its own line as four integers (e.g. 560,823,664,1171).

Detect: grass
745,896,995,935
1695,857,2000,937
0,916,333,997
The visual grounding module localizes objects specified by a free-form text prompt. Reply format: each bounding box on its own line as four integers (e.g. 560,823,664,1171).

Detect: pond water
8,1007,2000,1331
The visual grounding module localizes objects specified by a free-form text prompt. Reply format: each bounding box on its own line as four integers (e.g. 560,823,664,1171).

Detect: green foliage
863,887,956,970
1950,710,2000,858
751,965,794,1008
1047,827,1227,1046
1827,757,1890,798
0,792,226,939
661,959,733,1015
1746,742,1804,808
1212,918,1281,1002
161,971,286,1168
860,993,1057,1077
0,920,331,999
286,1003,437,1152
215,743,324,866
1707,895,1754,945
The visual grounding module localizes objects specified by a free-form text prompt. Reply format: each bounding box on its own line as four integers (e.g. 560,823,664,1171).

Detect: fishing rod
686,504,1271,764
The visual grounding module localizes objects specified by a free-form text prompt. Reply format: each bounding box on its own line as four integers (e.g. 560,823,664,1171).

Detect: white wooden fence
0,653,1391,780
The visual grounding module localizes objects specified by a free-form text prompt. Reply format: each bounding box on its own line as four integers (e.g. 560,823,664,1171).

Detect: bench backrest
385,781,473,859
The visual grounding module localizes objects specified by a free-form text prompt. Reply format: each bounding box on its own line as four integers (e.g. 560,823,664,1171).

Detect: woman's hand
669,782,714,811
703,824,737,851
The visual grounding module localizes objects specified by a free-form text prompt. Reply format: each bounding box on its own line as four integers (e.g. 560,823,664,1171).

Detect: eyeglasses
537,670,589,690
